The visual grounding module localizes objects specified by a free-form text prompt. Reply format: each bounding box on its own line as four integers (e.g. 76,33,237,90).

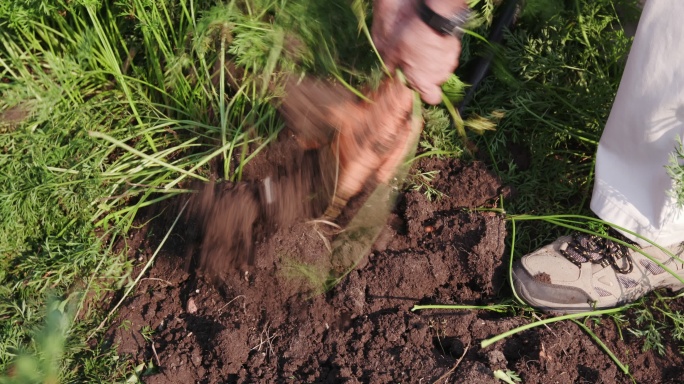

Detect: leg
590,0,684,246
513,1,684,313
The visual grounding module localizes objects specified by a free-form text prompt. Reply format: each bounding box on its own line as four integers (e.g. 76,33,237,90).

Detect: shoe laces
560,229,637,274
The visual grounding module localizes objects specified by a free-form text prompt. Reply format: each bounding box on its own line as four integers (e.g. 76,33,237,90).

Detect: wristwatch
417,0,471,37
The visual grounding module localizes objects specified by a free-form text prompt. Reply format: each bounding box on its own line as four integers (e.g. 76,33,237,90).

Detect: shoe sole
512,267,605,315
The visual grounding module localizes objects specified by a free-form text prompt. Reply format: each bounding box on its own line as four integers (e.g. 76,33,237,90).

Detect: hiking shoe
512,231,684,314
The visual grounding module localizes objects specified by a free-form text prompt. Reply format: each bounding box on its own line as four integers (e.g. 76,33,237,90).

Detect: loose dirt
106,138,684,383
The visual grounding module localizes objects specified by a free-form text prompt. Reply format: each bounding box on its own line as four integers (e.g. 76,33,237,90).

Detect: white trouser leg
590,0,684,246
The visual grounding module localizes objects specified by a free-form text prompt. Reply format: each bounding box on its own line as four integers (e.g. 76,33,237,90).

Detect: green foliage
494,369,522,384
441,73,468,104
0,299,69,384
409,170,446,201
661,309,684,345
467,0,497,26
629,306,667,355
626,295,684,357
519,0,565,23
666,136,684,208
420,107,465,159
1,0,382,380
468,0,639,252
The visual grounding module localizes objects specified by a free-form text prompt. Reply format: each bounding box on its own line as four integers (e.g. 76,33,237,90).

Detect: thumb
417,83,443,105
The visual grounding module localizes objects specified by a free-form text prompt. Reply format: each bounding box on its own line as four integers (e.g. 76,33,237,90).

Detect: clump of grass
0,0,388,380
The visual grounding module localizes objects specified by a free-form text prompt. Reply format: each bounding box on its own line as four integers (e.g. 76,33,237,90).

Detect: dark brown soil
107,141,684,383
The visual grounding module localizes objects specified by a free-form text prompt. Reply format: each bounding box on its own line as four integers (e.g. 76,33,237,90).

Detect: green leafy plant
469,0,638,253
629,307,666,355
666,136,684,208
494,369,522,384
408,170,446,201
0,299,69,384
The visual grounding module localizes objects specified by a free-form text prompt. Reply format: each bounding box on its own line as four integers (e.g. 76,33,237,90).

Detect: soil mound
107,153,684,383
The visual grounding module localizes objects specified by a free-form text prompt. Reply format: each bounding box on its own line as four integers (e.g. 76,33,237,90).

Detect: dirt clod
182,138,334,280
533,272,552,284
186,298,197,314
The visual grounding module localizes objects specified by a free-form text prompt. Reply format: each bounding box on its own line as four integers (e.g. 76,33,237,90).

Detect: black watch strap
418,0,471,37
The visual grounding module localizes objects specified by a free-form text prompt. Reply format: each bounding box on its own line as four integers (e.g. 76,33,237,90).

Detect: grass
1,0,682,381
466,0,638,250
0,0,379,380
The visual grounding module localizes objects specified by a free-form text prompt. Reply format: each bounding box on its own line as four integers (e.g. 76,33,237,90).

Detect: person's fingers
417,83,444,105
372,19,400,72
403,55,458,104
390,17,461,103
372,0,418,71
371,1,464,104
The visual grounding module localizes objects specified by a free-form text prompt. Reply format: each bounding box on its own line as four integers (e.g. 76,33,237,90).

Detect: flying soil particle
182,143,335,281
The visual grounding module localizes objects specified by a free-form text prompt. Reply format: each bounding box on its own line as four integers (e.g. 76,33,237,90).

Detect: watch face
418,1,471,37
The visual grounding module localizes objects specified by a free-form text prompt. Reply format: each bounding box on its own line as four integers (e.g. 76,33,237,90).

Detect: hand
372,0,467,105
280,76,417,219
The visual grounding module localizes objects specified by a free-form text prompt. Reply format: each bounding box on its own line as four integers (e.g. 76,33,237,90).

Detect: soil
106,137,684,383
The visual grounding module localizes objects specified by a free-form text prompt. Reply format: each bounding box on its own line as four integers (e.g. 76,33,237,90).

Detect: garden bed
106,145,684,383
